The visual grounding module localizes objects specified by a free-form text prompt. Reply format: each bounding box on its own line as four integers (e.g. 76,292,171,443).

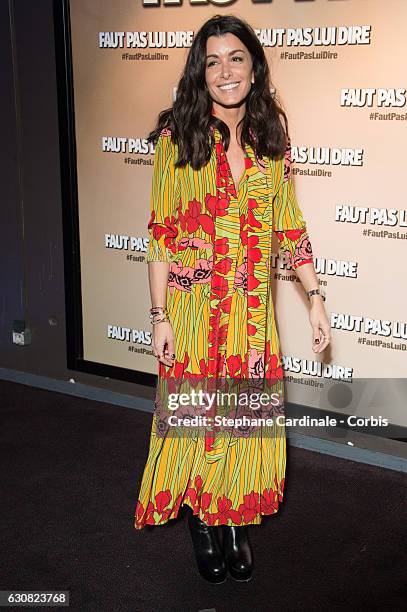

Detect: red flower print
214,257,232,275
216,495,243,526
185,483,198,508
248,198,258,211
205,193,229,218
199,358,208,376
247,323,257,336
209,311,221,330
200,214,215,235
148,212,178,253
211,274,229,299
183,199,215,235
247,274,260,291
159,362,171,379
135,479,286,529
260,488,279,514
220,295,232,313
155,490,172,515
216,146,230,184
204,194,217,217
240,359,249,378
207,352,224,374
285,228,306,242
185,199,201,233
248,295,260,308
248,210,262,229
247,234,262,265
238,491,260,523
173,360,185,378
217,196,229,216
214,237,229,255
137,500,155,526
205,432,214,452
213,324,228,346
201,492,217,525
227,354,242,377
135,500,144,524
207,344,218,359
265,342,284,380
247,199,262,229
201,491,212,512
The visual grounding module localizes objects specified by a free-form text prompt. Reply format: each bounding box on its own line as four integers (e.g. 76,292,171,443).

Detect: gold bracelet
149,307,168,320
151,316,169,325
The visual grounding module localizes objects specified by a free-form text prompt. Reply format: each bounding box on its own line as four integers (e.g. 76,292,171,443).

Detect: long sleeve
146,131,179,263
272,138,314,270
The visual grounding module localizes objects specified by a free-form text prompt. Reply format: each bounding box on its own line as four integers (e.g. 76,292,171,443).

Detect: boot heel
187,510,227,584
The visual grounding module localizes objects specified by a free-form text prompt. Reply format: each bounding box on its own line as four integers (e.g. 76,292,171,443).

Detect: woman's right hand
152,321,175,366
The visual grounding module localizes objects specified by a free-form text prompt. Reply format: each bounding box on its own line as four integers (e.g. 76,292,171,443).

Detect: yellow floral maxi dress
134,126,314,529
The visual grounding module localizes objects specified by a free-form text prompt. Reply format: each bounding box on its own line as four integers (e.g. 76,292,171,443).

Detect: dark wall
0,0,152,401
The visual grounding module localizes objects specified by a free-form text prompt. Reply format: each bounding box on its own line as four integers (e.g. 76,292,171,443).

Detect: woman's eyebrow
206,49,246,59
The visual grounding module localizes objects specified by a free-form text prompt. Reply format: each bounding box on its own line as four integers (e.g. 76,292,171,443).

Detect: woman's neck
212,103,246,144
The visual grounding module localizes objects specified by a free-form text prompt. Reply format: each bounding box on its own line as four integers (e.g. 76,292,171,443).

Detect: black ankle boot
187,510,227,584
221,525,253,582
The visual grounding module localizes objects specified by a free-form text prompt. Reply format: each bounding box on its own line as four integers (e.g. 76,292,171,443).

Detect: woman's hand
152,321,176,366
309,298,331,353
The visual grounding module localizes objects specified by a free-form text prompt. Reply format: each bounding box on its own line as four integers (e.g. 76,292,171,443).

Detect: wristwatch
307,288,326,302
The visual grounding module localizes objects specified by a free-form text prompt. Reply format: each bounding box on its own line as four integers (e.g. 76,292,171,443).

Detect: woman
134,14,331,584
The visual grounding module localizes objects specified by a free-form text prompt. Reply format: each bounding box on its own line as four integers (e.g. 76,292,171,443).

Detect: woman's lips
218,82,240,91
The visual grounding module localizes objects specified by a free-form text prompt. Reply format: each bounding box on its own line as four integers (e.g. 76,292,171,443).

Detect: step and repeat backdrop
68,0,406,428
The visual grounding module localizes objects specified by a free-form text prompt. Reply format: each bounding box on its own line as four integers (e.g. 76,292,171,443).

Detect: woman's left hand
309,299,331,353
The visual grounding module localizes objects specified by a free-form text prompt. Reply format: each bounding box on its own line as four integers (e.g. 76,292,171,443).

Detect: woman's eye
207,56,243,68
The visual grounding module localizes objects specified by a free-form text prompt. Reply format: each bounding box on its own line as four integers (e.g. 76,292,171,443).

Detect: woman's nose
220,63,231,79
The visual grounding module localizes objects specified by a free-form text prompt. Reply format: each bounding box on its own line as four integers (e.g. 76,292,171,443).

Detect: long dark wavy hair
147,14,290,169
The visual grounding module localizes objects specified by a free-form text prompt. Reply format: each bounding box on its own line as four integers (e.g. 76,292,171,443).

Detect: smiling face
205,32,254,110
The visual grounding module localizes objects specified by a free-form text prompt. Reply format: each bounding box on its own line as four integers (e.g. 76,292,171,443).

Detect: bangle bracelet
149,308,168,320
151,316,169,325
307,288,326,302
